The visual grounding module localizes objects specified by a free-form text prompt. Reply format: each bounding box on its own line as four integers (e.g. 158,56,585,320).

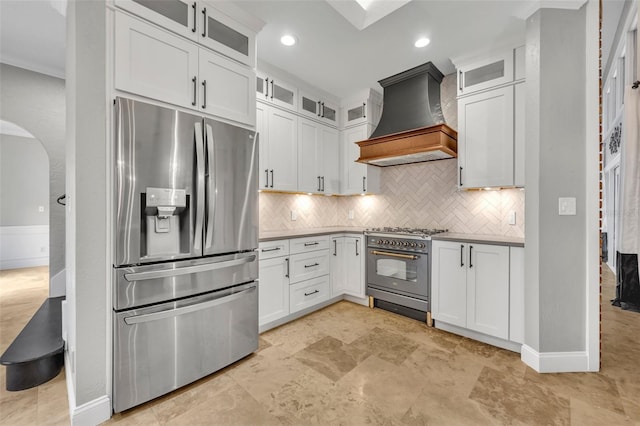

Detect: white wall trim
65,351,111,426
585,0,601,373
0,225,49,270
50,268,66,297
521,344,590,373
516,0,588,20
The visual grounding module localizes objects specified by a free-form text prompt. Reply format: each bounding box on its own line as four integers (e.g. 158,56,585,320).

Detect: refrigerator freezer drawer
113,251,258,310
112,282,258,413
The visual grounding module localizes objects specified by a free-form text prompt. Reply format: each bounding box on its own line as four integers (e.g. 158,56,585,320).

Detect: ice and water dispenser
142,187,189,258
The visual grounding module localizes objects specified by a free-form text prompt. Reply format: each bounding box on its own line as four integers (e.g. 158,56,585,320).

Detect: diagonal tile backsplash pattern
260,159,524,238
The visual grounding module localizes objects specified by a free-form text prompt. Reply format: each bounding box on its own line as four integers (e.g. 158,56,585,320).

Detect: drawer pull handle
304,242,319,246
261,247,281,252
304,290,319,296
304,263,319,268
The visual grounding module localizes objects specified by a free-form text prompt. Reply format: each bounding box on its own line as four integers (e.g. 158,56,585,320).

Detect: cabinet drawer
290,235,330,254
290,276,330,314
258,240,289,260
289,251,330,283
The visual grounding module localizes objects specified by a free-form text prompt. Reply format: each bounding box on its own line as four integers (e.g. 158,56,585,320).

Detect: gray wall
0,134,49,226
0,64,65,277
66,0,108,408
525,6,587,353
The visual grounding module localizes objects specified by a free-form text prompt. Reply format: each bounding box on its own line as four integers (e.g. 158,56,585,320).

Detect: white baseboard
50,268,66,297
435,321,522,353
342,294,368,306
65,351,111,426
521,344,589,373
0,225,49,270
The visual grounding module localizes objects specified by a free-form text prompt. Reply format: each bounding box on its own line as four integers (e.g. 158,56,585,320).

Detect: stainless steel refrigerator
112,97,259,413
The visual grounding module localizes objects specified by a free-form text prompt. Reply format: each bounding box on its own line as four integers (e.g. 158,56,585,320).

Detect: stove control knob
419,243,426,248
410,242,417,248
403,242,409,246
383,240,389,245
377,239,383,244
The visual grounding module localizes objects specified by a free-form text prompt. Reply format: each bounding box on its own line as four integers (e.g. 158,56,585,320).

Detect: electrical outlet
558,197,576,216
348,209,355,220
38,206,44,213
290,210,297,221
508,211,516,225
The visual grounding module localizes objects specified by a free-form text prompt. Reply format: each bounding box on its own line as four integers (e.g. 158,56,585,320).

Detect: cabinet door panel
344,237,364,297
509,247,525,344
459,86,514,188
330,238,345,297
343,126,368,195
199,50,255,125
432,241,467,328
259,257,289,326
198,3,255,67
466,244,509,339
457,51,514,96
290,276,330,314
115,12,198,109
298,118,321,193
256,103,269,189
268,108,298,191
321,126,340,194
115,0,197,41
514,83,525,187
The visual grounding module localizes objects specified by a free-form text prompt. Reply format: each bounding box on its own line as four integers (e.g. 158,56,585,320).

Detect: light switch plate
508,211,516,225
348,209,355,220
558,197,576,216
290,210,297,221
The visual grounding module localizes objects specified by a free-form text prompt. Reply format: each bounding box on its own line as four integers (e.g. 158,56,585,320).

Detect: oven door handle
370,250,419,260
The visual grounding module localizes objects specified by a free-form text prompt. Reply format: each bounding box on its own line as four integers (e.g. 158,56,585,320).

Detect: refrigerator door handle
123,285,256,325
123,254,257,282
205,123,215,249
194,122,205,250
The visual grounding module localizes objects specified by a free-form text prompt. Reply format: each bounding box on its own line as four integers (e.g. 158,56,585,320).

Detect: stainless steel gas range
365,227,447,324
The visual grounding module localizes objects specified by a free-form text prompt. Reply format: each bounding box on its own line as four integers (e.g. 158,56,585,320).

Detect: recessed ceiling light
280,35,296,46
414,37,431,48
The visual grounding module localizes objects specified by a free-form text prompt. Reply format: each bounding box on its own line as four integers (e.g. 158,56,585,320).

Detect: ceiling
0,0,628,100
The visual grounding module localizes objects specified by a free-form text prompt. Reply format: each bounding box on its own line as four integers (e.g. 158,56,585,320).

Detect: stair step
0,296,65,391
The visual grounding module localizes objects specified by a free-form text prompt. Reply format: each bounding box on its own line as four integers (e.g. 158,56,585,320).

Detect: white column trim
65,350,111,426
521,344,590,373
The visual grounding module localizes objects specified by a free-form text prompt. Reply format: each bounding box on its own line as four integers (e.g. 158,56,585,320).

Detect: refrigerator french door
112,97,259,412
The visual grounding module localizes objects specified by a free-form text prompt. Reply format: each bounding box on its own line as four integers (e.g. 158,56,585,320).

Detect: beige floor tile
570,397,635,426
401,388,498,426
298,303,375,344
335,355,426,420
402,341,486,399
261,319,328,355
470,366,571,426
36,370,70,425
347,326,419,365
165,380,281,426
523,368,625,415
227,345,311,403
294,335,361,382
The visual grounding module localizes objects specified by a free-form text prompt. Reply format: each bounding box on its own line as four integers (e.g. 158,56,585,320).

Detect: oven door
367,248,428,298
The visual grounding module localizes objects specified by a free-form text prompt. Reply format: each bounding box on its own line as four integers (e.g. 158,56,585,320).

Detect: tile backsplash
259,159,524,238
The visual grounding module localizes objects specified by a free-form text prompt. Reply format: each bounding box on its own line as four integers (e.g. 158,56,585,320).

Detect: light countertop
431,232,524,247
259,227,366,242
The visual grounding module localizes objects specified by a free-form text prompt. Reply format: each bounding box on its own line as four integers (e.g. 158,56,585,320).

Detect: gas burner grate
365,227,448,236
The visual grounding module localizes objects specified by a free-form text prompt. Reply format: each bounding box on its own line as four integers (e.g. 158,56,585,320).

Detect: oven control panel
367,236,430,253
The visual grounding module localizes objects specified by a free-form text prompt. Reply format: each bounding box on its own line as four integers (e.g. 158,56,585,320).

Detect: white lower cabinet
331,235,364,298
290,276,330,314
258,241,290,327
432,240,511,342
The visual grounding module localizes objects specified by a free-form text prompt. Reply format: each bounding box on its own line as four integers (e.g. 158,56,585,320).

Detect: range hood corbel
356,62,457,167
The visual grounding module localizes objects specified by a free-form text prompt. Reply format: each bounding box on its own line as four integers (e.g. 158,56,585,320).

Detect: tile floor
1,266,639,425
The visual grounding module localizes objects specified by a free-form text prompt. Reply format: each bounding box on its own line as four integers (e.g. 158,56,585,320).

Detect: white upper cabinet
297,117,339,194
114,0,260,68
341,124,381,195
115,0,198,41
199,49,255,125
197,1,257,67
256,71,297,111
114,11,256,126
257,102,298,192
341,89,383,129
298,90,339,127
456,50,514,97
458,85,514,188
115,12,199,110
